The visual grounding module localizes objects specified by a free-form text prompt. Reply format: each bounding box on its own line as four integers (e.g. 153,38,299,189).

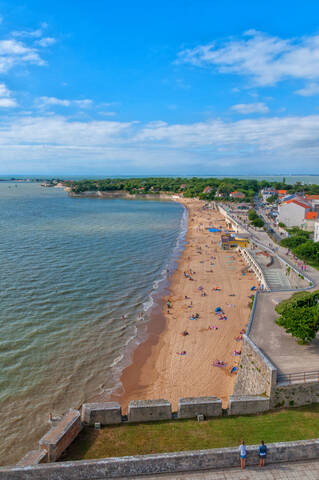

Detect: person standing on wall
258,440,267,467
239,440,247,470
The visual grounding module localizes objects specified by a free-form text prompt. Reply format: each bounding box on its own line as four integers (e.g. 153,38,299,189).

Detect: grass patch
62,404,319,461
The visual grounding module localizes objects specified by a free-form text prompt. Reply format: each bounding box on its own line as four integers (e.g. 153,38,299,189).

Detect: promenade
117,459,319,479
223,206,319,379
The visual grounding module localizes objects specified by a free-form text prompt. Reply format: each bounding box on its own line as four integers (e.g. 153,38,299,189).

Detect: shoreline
111,198,258,410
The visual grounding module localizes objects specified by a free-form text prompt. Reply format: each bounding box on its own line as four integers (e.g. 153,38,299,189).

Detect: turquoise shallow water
0,183,186,465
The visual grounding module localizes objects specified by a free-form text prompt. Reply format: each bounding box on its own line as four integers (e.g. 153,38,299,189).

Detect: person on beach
258,440,267,467
239,440,247,469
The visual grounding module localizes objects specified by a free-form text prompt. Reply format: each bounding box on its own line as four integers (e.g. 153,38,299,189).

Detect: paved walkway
117,459,319,479
221,207,319,377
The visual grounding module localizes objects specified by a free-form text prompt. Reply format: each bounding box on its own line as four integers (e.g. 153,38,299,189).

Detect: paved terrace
220,206,319,379
117,459,319,480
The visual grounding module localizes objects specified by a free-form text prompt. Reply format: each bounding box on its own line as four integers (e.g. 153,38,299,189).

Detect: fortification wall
233,335,277,397
4,439,319,479
271,382,319,408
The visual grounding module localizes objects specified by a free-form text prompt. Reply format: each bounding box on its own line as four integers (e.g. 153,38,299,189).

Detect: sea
0,182,187,465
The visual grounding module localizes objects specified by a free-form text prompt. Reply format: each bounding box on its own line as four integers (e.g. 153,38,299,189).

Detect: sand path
116,198,257,409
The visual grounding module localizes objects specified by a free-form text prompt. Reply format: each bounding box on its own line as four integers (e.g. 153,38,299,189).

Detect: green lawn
62,404,319,461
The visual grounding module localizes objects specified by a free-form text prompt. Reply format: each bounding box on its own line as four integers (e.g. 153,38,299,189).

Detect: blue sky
1,1,319,175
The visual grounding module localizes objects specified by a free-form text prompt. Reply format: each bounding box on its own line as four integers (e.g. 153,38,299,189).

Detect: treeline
280,227,319,268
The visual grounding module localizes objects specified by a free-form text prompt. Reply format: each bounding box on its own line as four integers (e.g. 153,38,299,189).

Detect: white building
278,196,312,228
261,188,276,202
315,222,319,242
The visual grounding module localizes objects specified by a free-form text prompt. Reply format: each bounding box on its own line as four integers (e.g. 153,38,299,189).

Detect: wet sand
112,198,257,410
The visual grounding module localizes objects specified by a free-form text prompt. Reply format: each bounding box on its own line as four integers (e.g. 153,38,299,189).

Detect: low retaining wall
234,335,277,397
39,409,82,462
3,439,319,479
271,382,319,408
81,402,122,425
178,397,222,418
128,399,172,422
228,395,270,415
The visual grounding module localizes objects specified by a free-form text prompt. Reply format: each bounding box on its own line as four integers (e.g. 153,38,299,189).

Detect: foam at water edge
103,203,188,398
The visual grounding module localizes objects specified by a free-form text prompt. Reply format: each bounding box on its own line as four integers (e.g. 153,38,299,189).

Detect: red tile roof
305,211,318,220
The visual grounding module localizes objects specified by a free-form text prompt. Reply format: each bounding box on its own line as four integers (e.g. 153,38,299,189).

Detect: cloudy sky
1,0,319,175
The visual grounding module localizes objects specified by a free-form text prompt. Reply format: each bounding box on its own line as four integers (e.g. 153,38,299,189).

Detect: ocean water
0,183,186,465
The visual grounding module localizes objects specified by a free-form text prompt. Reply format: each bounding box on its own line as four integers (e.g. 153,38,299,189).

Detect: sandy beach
112,198,258,410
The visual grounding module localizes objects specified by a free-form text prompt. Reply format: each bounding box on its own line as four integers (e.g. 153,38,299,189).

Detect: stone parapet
178,397,222,419
4,439,319,479
228,395,270,415
128,399,172,423
16,450,48,466
81,402,122,425
39,409,82,462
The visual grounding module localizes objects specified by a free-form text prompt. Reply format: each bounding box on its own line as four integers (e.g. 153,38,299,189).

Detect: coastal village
4,177,319,480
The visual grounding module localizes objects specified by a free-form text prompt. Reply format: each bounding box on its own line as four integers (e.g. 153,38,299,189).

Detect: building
203,186,213,194
220,233,249,249
261,187,276,201
278,196,312,227
315,222,319,242
229,191,245,199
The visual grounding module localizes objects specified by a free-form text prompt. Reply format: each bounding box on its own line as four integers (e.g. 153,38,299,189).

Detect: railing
277,370,319,384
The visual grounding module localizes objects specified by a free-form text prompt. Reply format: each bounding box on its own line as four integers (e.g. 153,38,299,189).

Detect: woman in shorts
239,440,247,470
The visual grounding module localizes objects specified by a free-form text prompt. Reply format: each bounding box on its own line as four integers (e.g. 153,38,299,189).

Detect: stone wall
271,382,319,408
4,439,319,479
178,397,222,419
39,409,82,462
228,395,270,415
128,399,172,422
81,402,122,425
233,335,277,397
283,263,309,289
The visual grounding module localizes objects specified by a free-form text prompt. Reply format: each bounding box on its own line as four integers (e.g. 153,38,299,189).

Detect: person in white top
239,439,247,470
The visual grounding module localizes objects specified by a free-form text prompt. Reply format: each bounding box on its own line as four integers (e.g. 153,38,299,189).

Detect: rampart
233,335,277,397
3,439,319,479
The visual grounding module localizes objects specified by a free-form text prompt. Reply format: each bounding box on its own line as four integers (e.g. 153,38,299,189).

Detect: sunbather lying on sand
177,351,187,355
213,360,226,367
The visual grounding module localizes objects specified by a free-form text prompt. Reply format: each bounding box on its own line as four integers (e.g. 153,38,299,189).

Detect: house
229,191,245,199
261,187,276,202
179,184,187,190
278,196,312,227
277,189,288,199
215,190,224,198
203,186,213,194
315,222,319,242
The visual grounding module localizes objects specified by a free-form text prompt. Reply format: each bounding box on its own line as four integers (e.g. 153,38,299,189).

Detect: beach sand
112,198,257,410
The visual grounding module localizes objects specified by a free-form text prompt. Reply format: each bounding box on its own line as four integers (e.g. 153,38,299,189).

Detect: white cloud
98,111,116,116
74,99,92,108
0,82,17,108
38,97,93,109
39,96,71,107
295,82,319,96
0,38,45,72
231,102,269,114
177,30,319,87
11,22,48,39
35,37,56,47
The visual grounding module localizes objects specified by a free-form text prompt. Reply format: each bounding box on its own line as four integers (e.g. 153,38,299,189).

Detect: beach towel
208,228,221,232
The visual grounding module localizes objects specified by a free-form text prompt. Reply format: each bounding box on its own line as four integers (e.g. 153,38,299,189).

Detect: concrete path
117,459,319,479
249,291,319,375
220,206,319,377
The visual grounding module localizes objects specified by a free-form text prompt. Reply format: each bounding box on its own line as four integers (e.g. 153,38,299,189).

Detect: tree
276,291,319,344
